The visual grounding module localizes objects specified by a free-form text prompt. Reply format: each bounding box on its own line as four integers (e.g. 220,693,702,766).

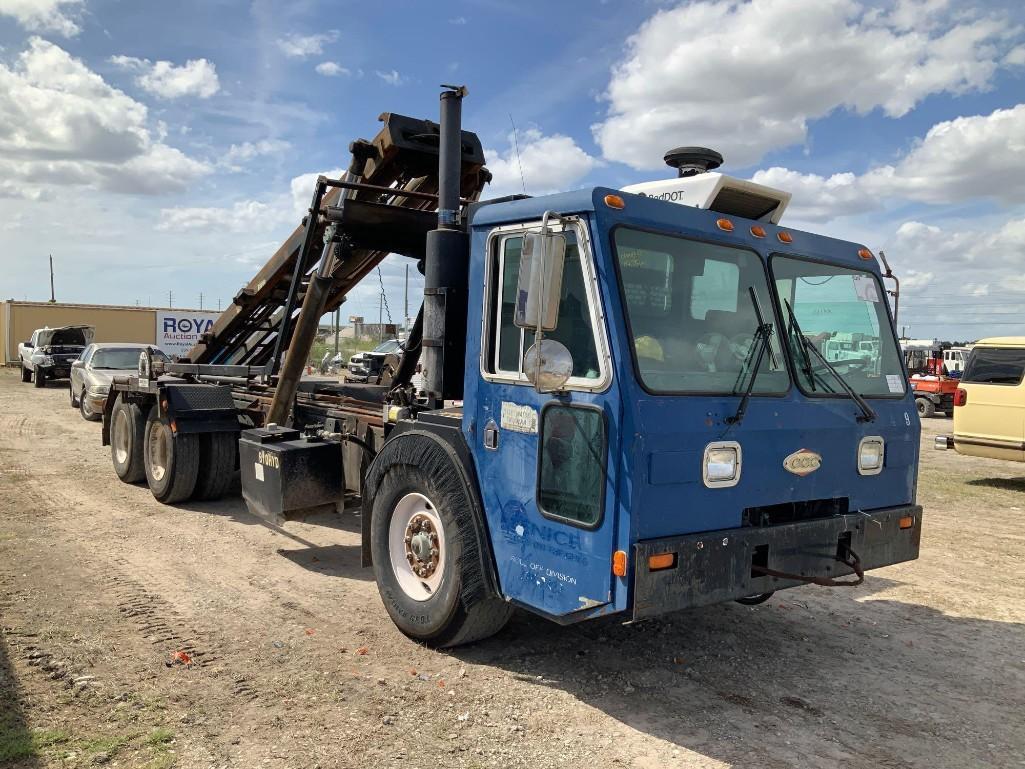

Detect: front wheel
370,459,511,648
33,369,45,388
69,383,78,407
21,366,31,383
80,389,101,422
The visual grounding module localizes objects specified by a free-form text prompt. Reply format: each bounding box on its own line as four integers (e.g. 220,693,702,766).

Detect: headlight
858,436,884,475
703,441,741,488
87,385,109,396
34,354,54,365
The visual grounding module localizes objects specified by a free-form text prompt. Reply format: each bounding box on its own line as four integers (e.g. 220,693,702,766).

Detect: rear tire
143,405,200,504
70,383,78,407
33,369,45,388
370,441,511,648
21,366,31,383
193,432,237,500
111,397,147,483
916,397,936,418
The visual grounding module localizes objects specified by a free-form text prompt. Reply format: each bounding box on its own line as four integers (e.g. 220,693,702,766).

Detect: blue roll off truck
102,87,922,647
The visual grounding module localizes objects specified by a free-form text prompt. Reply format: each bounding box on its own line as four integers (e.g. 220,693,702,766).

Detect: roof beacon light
750,225,766,238
778,231,793,244
858,248,874,260
604,194,625,210
716,218,734,232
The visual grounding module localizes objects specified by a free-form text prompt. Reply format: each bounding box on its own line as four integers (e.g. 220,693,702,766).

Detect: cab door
471,219,621,619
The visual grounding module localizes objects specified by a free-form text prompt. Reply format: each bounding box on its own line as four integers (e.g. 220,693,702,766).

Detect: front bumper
632,505,922,620
40,365,70,380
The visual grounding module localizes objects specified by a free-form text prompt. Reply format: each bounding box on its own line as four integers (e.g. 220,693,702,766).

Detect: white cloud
449,16,467,25
752,104,1025,221
315,61,349,77
0,0,82,36
157,200,289,233
220,139,291,170
594,0,1021,169
276,31,339,59
290,168,344,218
0,38,210,195
484,129,600,199
375,69,406,86
109,55,220,99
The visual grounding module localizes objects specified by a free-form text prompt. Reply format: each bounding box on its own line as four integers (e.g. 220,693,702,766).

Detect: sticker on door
500,401,538,434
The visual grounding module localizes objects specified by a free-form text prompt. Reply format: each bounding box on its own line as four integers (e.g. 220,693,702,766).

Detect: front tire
21,365,31,383
370,455,511,648
916,397,936,418
80,389,101,422
143,405,199,504
111,397,147,483
69,383,78,407
33,369,45,388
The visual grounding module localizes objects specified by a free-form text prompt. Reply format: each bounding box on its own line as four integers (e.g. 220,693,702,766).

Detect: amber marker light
648,552,677,571
604,194,625,209
858,248,874,260
750,225,766,238
612,550,628,577
716,217,734,232
899,515,915,530
777,231,793,243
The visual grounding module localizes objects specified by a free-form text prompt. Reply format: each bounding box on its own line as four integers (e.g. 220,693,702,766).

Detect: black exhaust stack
422,86,471,406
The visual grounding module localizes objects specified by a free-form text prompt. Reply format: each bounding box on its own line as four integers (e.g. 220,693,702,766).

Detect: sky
1,0,1024,341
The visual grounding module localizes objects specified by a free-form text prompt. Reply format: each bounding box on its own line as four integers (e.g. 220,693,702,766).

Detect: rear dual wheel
144,405,200,504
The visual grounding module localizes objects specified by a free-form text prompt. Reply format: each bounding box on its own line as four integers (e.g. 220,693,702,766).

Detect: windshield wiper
782,299,876,423
727,287,774,425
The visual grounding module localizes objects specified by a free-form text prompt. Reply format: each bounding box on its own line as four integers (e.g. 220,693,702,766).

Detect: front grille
742,497,848,527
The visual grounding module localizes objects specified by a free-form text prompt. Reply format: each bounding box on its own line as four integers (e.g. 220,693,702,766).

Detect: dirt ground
0,367,1022,769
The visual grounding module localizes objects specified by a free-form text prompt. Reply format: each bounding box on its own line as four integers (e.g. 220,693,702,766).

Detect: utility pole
378,291,384,341
217,298,222,311
199,292,204,310
333,307,340,356
404,264,409,332
168,290,173,308
48,255,55,303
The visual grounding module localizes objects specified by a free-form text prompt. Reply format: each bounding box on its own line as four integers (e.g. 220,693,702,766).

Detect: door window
488,230,603,384
537,405,605,527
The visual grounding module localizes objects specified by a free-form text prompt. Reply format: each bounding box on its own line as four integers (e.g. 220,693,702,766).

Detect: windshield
373,339,401,353
613,228,787,394
772,256,905,397
92,348,166,369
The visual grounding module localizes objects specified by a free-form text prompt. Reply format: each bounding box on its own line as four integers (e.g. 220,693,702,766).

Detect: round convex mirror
524,339,573,392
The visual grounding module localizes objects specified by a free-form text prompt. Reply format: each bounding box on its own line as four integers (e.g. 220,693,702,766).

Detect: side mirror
524,339,573,393
71,360,83,368
513,232,566,331
24,341,33,348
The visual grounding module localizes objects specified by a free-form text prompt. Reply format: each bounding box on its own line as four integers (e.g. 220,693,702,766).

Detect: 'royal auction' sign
155,311,220,358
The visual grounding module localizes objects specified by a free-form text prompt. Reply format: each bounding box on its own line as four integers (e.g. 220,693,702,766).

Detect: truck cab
437,184,921,625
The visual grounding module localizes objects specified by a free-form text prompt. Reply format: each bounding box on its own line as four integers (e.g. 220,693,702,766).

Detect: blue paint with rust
461,187,919,621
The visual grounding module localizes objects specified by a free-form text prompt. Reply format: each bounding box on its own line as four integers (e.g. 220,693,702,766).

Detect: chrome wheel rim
80,390,91,418
388,492,445,602
114,409,131,464
147,420,169,482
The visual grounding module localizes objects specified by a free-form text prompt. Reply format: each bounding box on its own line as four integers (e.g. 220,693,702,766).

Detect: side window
490,230,602,381
538,405,605,527
962,348,1025,385
81,346,95,364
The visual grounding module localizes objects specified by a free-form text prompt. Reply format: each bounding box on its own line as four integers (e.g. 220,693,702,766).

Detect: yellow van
935,337,1025,461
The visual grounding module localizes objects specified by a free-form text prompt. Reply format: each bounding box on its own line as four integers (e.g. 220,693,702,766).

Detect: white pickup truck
18,325,95,388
